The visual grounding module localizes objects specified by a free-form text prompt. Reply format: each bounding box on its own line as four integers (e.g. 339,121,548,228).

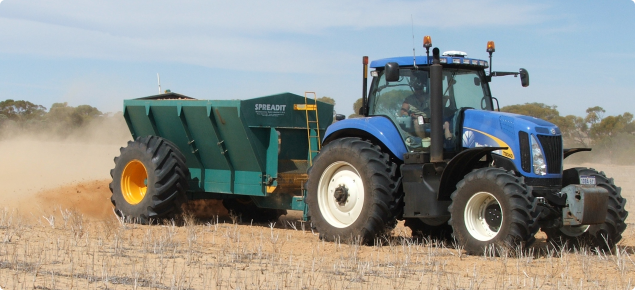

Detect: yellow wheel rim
121,159,148,205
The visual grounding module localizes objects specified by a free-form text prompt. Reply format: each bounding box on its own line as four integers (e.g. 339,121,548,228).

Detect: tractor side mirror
519,68,529,87
385,62,399,82
335,114,346,121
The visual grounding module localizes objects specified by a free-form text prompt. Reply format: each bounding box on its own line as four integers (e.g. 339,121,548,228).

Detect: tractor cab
367,55,493,153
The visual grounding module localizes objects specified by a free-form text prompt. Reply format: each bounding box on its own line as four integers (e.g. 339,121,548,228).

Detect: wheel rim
559,225,590,237
464,191,503,241
317,161,364,228
121,160,148,205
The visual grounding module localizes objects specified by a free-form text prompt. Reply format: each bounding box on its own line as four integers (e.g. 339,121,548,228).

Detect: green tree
47,102,76,126
501,102,580,143
349,98,364,118
585,106,605,126
560,114,589,147
501,102,560,122
46,102,103,128
317,96,335,106
74,104,103,124
588,112,634,140
622,112,635,133
316,96,337,121
500,102,597,147
586,110,635,163
0,99,47,122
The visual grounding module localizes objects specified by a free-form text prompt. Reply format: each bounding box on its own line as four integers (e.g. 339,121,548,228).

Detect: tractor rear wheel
110,136,190,224
449,168,538,255
543,168,628,252
306,138,401,244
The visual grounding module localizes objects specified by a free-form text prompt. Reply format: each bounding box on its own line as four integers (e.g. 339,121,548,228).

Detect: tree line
0,99,127,142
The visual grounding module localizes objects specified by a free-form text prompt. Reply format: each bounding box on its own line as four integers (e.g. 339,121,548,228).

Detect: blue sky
0,0,634,117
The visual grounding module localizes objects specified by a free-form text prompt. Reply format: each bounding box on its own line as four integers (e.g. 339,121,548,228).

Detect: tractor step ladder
294,92,321,165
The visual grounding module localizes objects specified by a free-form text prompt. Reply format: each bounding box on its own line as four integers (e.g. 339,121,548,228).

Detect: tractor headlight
530,135,547,175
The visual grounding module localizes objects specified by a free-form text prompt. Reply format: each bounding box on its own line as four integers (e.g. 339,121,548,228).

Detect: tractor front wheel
449,168,538,255
543,168,628,251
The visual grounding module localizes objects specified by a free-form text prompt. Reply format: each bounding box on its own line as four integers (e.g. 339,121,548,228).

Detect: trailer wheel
110,136,189,224
222,197,286,223
448,168,538,255
306,137,400,243
405,218,453,242
543,168,628,251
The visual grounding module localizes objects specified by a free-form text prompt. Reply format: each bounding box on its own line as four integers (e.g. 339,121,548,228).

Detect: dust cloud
0,116,130,219
0,114,229,220
564,136,635,165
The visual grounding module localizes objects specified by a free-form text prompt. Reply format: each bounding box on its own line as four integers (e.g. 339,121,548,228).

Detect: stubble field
0,137,633,289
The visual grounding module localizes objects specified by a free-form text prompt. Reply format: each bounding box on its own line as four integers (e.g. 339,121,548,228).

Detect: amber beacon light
486,41,495,53
423,35,432,61
423,36,432,48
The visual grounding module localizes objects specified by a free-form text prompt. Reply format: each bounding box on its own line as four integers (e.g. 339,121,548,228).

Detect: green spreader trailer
110,92,333,223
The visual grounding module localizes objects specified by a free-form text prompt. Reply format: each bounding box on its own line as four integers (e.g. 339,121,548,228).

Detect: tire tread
306,137,401,243
109,135,190,224
448,168,538,255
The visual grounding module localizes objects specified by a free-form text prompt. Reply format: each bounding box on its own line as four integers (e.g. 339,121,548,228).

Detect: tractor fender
563,148,592,159
323,116,408,160
437,146,507,201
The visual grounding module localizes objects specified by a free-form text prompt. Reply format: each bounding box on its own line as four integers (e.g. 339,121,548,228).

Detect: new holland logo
255,103,287,117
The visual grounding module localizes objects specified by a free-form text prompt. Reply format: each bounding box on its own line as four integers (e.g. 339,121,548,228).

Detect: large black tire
110,136,190,224
448,168,538,255
543,168,628,252
405,218,453,242
306,137,401,243
222,197,286,223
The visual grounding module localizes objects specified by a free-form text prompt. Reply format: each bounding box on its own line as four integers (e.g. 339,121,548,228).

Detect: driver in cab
400,73,454,142
400,74,429,120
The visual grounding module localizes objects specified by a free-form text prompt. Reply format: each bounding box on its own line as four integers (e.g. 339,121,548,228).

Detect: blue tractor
305,37,628,254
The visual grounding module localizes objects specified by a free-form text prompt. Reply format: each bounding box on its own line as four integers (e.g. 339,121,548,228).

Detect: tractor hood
461,109,562,178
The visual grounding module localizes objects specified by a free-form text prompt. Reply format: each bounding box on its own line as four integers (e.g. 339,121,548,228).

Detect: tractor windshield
368,67,492,152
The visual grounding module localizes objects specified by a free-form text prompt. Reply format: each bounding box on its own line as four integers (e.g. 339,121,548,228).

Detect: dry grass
0,143,632,289
0,208,633,289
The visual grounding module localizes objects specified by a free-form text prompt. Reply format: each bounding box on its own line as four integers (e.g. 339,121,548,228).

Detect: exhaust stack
430,47,443,163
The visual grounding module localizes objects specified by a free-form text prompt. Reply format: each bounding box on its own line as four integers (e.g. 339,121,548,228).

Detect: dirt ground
0,139,634,289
